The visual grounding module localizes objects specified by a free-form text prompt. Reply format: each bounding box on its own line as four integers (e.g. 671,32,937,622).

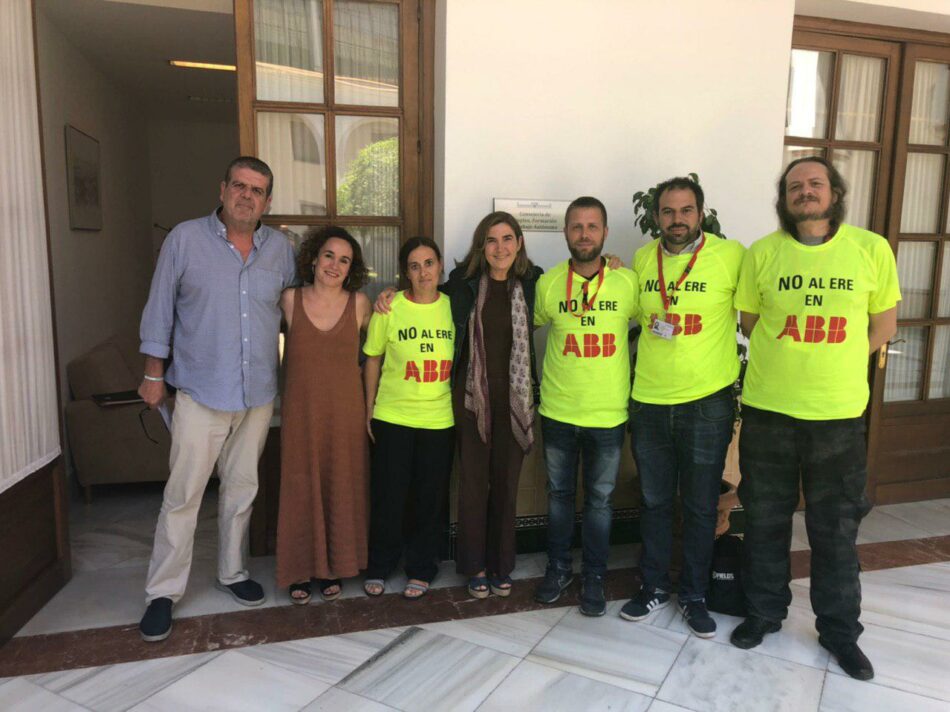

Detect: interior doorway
25,0,241,636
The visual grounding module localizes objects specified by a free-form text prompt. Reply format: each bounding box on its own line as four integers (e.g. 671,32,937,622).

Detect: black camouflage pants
738,405,871,646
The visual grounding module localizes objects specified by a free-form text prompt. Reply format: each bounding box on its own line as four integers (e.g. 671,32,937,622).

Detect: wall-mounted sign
493,198,570,233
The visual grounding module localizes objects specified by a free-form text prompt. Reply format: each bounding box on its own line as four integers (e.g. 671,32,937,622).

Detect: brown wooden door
871,43,950,503
235,0,434,553
234,0,434,300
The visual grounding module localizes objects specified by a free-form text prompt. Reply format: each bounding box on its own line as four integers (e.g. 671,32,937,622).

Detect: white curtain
835,54,883,142
909,61,950,146
254,0,324,103
884,326,928,402
256,111,327,214
333,1,399,107
896,241,936,320
900,152,944,234
832,149,876,229
0,0,61,493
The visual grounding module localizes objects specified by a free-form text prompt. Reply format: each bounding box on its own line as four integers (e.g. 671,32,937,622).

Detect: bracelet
143,374,164,382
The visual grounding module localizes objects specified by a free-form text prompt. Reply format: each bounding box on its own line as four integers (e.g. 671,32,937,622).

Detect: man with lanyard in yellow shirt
619,177,745,638
533,196,639,616
731,157,900,681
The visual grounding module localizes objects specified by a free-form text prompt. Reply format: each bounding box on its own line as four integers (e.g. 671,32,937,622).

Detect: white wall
436,0,797,270
147,119,238,254
36,10,155,404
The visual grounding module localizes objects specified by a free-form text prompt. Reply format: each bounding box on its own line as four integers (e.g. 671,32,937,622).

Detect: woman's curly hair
296,226,369,291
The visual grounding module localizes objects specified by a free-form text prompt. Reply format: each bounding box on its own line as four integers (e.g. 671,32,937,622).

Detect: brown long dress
276,289,368,587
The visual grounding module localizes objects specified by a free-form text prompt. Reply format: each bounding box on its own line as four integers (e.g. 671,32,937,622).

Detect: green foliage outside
337,137,399,216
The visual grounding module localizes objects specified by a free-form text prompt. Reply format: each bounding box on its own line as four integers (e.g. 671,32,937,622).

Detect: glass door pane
939,245,950,317
350,226,400,300
255,0,325,103
831,150,876,229
334,1,399,107
786,50,834,138
335,115,399,216
884,326,929,401
783,145,824,168
257,112,328,215
835,54,884,142
909,61,950,146
273,224,399,300
900,153,945,233
896,242,937,319
930,325,950,399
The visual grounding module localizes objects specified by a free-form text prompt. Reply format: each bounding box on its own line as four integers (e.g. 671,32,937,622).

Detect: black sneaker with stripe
619,587,670,621
679,598,717,638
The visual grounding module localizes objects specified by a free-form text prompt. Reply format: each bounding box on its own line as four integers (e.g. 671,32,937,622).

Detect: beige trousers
145,392,273,604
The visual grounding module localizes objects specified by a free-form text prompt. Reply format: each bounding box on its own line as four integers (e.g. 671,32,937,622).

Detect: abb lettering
650,312,703,336
776,315,847,343
404,359,452,382
562,333,617,358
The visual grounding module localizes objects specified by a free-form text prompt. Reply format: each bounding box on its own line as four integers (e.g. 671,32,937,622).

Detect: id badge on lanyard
653,235,705,340
650,318,676,340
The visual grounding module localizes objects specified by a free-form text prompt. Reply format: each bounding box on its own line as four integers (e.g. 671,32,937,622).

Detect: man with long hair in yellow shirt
731,157,900,681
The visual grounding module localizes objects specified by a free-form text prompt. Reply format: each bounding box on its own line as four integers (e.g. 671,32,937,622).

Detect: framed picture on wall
64,125,102,230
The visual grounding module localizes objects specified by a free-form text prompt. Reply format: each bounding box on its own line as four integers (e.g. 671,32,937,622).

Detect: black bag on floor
707,534,747,617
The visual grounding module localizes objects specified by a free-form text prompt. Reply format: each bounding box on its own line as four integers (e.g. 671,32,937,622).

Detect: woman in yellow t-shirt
362,237,455,599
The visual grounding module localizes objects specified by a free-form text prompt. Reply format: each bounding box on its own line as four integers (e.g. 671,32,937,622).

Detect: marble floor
2,487,950,711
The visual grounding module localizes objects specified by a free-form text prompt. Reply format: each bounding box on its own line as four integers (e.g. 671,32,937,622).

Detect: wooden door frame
233,0,435,240
794,16,950,503
788,25,902,503
787,29,901,238
871,40,950,503
1,0,71,645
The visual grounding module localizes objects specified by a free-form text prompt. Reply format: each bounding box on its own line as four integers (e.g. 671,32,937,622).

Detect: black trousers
366,419,455,583
739,405,871,646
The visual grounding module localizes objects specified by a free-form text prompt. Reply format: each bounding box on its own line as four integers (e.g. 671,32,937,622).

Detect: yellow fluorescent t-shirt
632,234,745,404
534,261,639,428
363,291,455,429
734,224,901,420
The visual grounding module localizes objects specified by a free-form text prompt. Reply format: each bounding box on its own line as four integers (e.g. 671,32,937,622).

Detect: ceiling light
169,60,236,72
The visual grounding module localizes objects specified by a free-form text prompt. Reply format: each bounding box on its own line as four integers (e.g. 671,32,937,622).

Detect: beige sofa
65,334,171,499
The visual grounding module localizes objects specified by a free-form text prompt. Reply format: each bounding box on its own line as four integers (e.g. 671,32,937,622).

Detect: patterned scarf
464,273,535,452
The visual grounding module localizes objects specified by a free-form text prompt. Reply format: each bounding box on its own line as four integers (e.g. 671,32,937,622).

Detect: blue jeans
630,387,734,600
541,416,626,577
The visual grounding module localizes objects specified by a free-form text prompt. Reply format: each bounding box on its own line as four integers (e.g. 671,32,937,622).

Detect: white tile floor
3,490,950,711
789,497,950,552
16,486,633,637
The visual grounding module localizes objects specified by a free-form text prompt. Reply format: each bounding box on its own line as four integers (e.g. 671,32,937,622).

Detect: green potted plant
632,172,726,239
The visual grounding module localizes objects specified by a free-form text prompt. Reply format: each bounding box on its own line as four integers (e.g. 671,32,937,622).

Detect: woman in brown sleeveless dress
276,226,372,604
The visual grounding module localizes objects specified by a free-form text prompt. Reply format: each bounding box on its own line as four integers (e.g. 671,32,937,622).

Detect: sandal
363,578,385,597
317,578,342,601
467,576,490,599
403,579,429,600
289,581,312,605
489,575,513,597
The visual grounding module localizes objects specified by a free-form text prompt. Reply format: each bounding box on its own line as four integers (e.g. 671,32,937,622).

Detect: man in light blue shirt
137,157,296,642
